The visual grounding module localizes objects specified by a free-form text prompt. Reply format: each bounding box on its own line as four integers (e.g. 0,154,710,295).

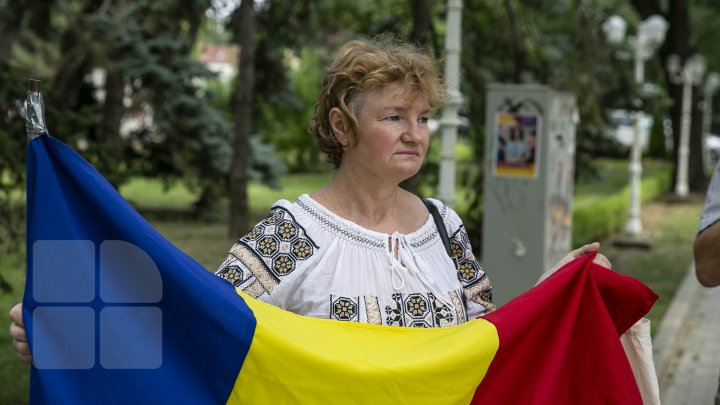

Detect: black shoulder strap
422,198,453,258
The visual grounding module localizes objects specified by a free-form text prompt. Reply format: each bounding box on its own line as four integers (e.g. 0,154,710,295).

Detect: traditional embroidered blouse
216,194,495,327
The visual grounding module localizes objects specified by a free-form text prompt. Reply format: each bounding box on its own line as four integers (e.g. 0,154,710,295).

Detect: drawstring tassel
385,232,455,310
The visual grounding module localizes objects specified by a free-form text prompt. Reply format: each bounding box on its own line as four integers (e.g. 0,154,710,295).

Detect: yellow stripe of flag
227,291,499,404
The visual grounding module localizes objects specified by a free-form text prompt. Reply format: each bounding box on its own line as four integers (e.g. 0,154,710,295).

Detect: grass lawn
573,159,671,208
121,172,333,223
0,248,29,403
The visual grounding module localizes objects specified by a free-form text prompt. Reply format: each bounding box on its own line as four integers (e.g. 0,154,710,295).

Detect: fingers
9,320,27,343
9,322,32,364
8,302,32,364
592,253,612,269
9,302,23,327
572,243,612,268
12,335,32,364
572,242,600,258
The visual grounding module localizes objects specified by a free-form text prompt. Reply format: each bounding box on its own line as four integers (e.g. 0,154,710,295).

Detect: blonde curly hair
308,35,447,168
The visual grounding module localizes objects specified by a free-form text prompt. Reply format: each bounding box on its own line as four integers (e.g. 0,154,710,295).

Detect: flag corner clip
26,78,48,141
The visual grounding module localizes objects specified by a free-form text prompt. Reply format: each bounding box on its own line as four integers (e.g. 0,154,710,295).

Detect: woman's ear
329,107,350,147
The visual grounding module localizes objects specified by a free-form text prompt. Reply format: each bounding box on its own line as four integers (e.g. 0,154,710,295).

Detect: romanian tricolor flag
22,134,657,404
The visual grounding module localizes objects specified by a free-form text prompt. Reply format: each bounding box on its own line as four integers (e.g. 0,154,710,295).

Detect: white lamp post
703,72,720,169
438,0,463,207
667,54,707,197
602,14,668,237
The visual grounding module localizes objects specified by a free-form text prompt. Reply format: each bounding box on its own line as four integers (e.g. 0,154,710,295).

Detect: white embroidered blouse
216,194,495,327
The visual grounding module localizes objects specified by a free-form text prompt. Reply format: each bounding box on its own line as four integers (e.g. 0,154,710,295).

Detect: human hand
536,242,612,285
8,302,31,364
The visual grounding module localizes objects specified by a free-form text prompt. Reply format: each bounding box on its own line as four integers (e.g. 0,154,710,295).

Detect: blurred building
198,43,239,84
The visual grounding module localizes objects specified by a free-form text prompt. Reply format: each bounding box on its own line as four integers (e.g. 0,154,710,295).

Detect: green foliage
0,0,291,232
259,48,325,171
248,136,288,189
572,160,672,246
0,62,29,250
5,0,719,250
457,0,676,248
0,245,28,405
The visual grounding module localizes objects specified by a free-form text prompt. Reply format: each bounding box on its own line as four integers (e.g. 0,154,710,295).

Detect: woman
9,36,608,360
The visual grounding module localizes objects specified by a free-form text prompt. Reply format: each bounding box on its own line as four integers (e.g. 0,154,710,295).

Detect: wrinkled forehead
361,81,430,109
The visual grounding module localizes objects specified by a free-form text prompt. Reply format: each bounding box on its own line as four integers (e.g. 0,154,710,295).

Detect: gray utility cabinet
481,84,578,306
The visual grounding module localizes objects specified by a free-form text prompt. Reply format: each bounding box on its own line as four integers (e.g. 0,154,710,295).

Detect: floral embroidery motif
273,254,295,275
406,294,429,317
277,222,298,240
216,207,318,297
331,296,359,321
265,210,283,225
239,208,318,278
291,240,313,259
245,225,263,240
450,240,463,260
257,236,279,256
380,291,460,328
217,265,242,285
457,261,478,283
449,227,494,312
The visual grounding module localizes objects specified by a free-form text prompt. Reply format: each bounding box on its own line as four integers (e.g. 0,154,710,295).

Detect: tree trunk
97,69,125,187
411,0,433,46
502,0,523,83
0,3,25,62
99,72,125,144
229,0,255,238
689,87,707,190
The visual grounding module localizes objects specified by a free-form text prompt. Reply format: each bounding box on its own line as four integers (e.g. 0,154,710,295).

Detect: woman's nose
402,120,424,142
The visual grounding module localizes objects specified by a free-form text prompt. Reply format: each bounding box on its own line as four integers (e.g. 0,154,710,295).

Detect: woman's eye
418,117,429,124
385,115,400,121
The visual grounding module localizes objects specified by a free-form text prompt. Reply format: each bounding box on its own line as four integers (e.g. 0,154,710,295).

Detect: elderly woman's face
342,82,430,183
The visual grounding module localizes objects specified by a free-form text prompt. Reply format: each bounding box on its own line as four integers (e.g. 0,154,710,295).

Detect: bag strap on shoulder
422,198,453,258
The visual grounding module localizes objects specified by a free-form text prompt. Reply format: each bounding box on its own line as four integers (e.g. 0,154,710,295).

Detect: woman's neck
310,170,420,233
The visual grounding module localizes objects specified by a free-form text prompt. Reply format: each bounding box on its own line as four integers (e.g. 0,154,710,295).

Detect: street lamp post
602,14,668,238
667,54,707,197
703,72,720,169
438,0,463,208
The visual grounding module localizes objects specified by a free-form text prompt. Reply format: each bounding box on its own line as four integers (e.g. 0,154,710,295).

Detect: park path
655,263,720,404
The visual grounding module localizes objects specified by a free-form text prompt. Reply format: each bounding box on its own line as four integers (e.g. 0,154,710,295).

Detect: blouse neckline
295,194,438,250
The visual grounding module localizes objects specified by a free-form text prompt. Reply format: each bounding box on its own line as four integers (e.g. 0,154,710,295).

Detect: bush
572,163,672,246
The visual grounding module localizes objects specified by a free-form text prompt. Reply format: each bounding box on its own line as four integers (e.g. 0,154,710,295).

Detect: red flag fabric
474,253,658,404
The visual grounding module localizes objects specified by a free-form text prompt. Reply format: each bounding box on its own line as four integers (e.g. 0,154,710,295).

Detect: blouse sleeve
699,161,720,233
215,206,318,304
437,201,496,318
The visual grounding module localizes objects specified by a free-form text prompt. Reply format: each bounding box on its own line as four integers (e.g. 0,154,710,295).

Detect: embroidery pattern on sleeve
216,207,318,299
449,226,495,312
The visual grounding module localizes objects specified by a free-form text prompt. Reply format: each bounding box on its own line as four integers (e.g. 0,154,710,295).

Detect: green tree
259,48,325,171
1,0,292,242
632,0,720,191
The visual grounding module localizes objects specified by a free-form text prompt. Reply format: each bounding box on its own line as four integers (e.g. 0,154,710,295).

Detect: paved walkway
655,263,720,404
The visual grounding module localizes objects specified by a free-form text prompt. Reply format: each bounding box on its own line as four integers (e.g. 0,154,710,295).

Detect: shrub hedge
572,165,672,246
